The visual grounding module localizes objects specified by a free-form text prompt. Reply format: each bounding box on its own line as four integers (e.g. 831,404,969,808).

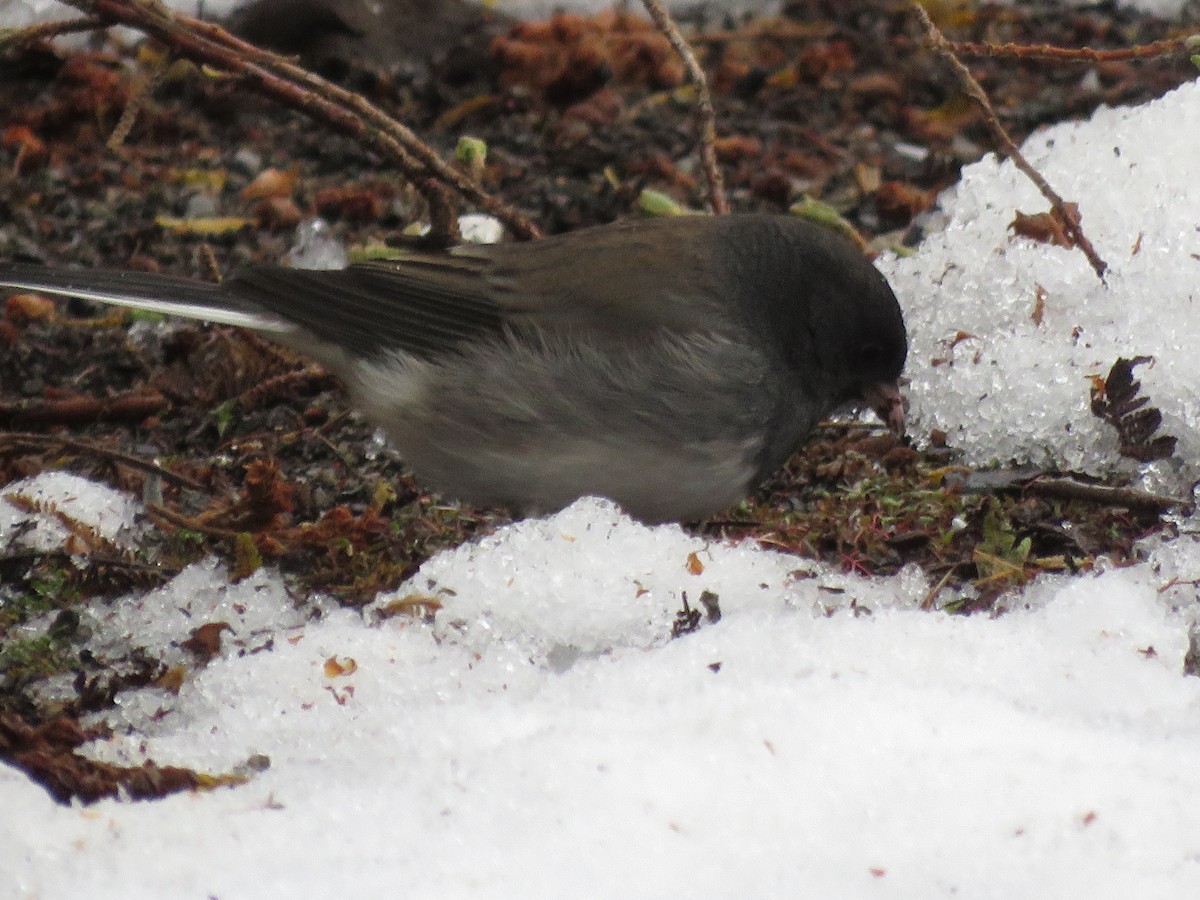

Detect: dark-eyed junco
0,214,906,522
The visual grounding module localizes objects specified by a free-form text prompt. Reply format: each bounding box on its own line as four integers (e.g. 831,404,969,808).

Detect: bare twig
0,431,206,491
107,70,153,150
690,19,834,45
0,16,106,46
0,549,176,581
909,1,1108,280
145,502,240,538
55,0,541,241
234,365,336,411
1023,477,1187,514
949,36,1190,63
919,565,960,611
197,243,222,282
0,389,168,428
640,0,728,215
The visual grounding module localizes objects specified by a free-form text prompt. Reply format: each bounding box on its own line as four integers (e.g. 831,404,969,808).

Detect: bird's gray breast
343,328,782,521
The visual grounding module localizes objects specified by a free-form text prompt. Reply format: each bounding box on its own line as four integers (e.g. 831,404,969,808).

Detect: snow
5,0,1200,898
879,95,1200,489
0,472,141,552
7,502,1200,897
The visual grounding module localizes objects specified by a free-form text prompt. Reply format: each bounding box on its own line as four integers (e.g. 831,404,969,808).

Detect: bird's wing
218,216,736,358
0,216,737,361
474,215,728,338
0,265,286,332
225,255,504,359
0,255,507,361
222,223,732,362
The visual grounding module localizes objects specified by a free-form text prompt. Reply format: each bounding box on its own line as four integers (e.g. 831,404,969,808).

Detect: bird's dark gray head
716,215,907,426
818,245,908,401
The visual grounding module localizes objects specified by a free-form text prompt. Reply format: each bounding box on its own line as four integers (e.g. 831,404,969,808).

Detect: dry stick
1023,477,1187,514
0,16,105,44
0,548,175,580
0,432,206,491
57,0,540,241
919,566,959,611
949,36,1190,62
107,70,153,150
909,2,1108,281
640,0,729,215
0,390,169,428
146,502,242,538
690,19,837,45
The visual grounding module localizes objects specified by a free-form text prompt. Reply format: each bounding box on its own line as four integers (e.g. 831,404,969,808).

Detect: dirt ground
0,0,1193,801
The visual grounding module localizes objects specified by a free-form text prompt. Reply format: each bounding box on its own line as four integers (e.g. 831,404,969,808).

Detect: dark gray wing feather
226,258,503,359
0,264,240,316
1,216,758,361
0,256,508,361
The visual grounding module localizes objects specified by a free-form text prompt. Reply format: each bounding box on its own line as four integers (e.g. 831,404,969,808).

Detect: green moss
0,634,73,682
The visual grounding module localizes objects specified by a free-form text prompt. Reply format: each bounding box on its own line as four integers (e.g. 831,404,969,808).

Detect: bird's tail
0,264,288,333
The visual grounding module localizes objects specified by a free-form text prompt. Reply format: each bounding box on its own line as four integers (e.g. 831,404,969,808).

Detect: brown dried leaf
4,292,57,324
375,594,443,621
875,180,933,226
324,656,358,678
1010,203,1080,249
155,215,255,236
181,622,233,664
1031,286,1047,326
240,167,299,201
1090,356,1177,462
314,186,385,222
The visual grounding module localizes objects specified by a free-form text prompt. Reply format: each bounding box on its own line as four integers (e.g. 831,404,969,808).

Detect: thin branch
107,70,153,150
640,0,728,215
0,389,169,428
1023,476,1188,514
146,501,241,538
690,19,835,45
55,0,541,241
909,1,1108,280
0,431,206,491
948,35,1190,63
919,565,960,611
0,547,176,580
0,16,106,46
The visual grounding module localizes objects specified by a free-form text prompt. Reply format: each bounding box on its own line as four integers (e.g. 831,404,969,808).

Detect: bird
0,213,907,522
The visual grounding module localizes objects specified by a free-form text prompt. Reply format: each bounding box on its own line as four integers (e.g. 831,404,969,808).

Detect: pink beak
861,380,906,435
